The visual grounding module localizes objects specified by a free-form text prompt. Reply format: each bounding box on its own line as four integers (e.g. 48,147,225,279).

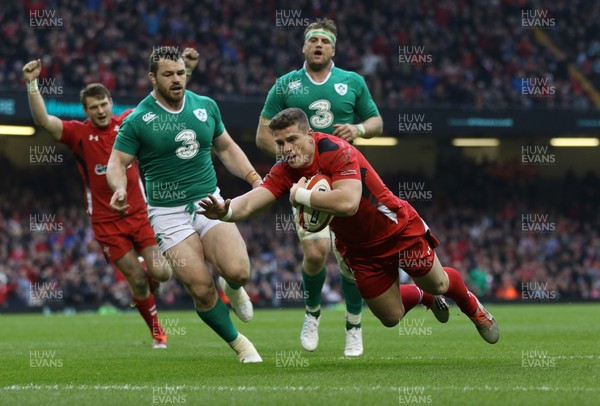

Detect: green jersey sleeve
261,79,286,119
113,115,140,156
354,75,380,121
209,99,226,139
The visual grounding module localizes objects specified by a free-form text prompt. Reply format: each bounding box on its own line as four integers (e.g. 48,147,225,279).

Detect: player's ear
148,72,156,86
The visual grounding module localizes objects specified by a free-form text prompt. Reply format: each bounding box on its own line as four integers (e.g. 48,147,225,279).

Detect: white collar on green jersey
151,90,187,114
303,61,334,86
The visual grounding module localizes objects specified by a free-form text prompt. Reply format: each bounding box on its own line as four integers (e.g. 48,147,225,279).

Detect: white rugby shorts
148,188,225,253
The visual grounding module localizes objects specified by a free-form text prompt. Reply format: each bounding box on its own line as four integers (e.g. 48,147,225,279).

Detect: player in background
256,18,385,356
200,108,499,346
21,49,203,348
107,47,263,363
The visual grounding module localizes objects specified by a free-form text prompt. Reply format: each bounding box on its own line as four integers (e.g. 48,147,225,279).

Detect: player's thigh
165,233,212,285
138,244,172,282
363,279,404,327
201,221,250,278
411,253,449,295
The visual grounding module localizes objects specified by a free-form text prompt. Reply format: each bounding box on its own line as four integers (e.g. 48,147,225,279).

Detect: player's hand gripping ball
297,174,334,232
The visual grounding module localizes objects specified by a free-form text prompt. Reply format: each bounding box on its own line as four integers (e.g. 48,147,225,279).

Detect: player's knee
303,246,329,271
427,279,448,295
228,271,249,287
186,281,215,305
129,274,149,296
150,262,172,282
380,315,400,328
378,309,404,328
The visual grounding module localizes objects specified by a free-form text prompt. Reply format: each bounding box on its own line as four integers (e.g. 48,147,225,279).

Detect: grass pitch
1,304,598,405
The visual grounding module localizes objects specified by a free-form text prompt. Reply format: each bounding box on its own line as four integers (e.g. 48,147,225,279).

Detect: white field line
1,384,599,392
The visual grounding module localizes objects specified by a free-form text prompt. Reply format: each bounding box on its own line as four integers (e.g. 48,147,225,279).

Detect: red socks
132,295,165,338
399,284,426,312
442,267,478,316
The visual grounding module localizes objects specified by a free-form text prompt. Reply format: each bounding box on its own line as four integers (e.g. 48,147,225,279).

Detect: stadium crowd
1,151,599,311
0,0,596,109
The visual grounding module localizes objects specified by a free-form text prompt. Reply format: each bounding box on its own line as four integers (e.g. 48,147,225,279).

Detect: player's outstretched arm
213,130,262,188
197,187,277,222
22,59,63,141
255,115,277,158
291,177,362,217
106,149,135,214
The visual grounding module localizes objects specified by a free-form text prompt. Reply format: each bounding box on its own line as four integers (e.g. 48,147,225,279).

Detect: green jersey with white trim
114,90,224,207
261,65,379,134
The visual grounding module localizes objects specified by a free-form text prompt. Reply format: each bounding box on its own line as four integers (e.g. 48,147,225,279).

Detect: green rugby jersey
114,91,224,207
261,65,379,133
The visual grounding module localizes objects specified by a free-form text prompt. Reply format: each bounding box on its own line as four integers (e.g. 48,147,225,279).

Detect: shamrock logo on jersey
334,83,348,96
193,108,208,122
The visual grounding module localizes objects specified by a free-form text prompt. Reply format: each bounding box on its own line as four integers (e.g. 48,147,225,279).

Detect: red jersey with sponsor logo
261,132,414,259
61,110,147,223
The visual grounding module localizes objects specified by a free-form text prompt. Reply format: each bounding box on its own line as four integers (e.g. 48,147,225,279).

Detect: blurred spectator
0,0,596,109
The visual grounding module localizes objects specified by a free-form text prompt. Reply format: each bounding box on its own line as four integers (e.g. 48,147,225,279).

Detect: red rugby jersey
261,132,413,259
60,110,147,223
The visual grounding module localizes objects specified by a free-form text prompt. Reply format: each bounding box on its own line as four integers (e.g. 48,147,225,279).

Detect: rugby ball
297,174,334,232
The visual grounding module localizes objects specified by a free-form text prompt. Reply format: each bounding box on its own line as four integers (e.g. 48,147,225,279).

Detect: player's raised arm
212,129,263,188
182,48,199,84
22,59,63,141
106,148,135,214
256,115,277,158
291,177,362,217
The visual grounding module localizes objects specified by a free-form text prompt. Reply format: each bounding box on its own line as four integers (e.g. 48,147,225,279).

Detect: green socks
342,277,363,330
302,267,326,318
196,297,238,343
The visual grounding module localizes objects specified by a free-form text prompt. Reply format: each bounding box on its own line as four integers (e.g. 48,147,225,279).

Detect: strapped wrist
220,205,233,221
356,123,365,137
245,169,262,185
295,188,313,207
27,79,39,93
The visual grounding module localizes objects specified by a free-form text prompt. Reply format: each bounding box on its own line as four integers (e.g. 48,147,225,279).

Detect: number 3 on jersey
308,99,334,129
175,130,199,159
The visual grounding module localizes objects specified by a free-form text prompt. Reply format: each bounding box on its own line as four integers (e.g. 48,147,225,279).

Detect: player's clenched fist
110,190,130,215
22,59,42,81
182,48,199,72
